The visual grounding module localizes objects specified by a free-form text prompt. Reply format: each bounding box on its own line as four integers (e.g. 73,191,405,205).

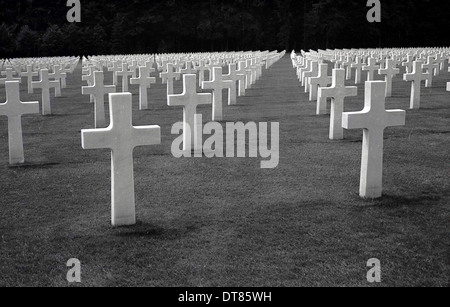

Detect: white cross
82,66,97,103
318,69,357,140
81,93,161,227
49,65,64,97
362,58,380,81
378,59,399,97
196,60,208,87
173,61,182,81
130,66,156,110
302,61,319,92
223,63,239,105
343,81,406,199
145,61,156,75
180,61,197,75
403,61,430,109
51,65,67,89
351,57,365,84
129,61,140,78
298,59,311,82
116,63,133,92
402,55,414,74
310,63,331,110
434,53,445,75
161,63,180,96
202,67,233,121
32,69,59,115
422,56,438,87
108,61,122,86
21,65,38,94
82,71,116,128
236,61,247,96
0,68,22,85
245,59,253,89
168,74,211,152
0,81,39,164
342,56,353,80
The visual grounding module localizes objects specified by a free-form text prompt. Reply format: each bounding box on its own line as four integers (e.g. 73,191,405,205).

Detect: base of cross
181,149,215,157
112,215,136,227
360,186,383,199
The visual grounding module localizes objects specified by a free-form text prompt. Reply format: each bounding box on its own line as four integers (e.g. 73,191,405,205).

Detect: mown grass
0,56,448,287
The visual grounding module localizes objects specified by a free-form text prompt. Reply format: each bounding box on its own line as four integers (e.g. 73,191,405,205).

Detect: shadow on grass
7,162,60,169
49,113,91,117
109,221,199,240
363,193,441,208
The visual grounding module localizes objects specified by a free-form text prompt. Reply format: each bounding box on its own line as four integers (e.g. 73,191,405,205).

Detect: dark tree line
0,0,449,58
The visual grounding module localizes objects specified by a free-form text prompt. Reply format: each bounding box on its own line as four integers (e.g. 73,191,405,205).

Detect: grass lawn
0,55,448,287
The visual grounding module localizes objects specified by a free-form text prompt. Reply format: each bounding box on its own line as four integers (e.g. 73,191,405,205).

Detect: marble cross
129,61,140,78
180,61,197,75
343,81,406,199
116,63,133,92
168,74,211,152
82,71,116,128
403,61,430,109
378,59,400,97
310,63,332,108
160,63,181,96
302,61,319,93
318,69,357,139
422,56,438,87
202,67,233,121
362,58,380,81
32,69,59,115
342,56,353,81
48,66,64,97
0,81,39,164
50,65,67,89
222,63,239,105
81,93,161,227
21,65,38,94
402,55,415,74
196,60,208,87
245,59,253,89
351,57,365,84
236,61,247,96
0,68,22,85
130,66,156,110
108,61,122,86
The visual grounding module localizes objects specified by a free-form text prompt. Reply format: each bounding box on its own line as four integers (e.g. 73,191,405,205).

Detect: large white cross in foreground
81,93,161,226
343,81,406,199
0,81,39,164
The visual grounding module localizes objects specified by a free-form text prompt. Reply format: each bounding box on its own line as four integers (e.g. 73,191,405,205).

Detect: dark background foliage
0,0,449,58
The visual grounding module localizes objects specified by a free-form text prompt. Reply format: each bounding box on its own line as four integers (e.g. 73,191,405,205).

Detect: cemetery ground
0,56,448,287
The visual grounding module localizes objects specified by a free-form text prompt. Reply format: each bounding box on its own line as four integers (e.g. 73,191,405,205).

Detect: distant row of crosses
66,1,381,24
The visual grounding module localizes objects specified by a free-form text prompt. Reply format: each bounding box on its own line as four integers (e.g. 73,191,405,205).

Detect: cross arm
385,110,406,127
342,111,370,130
81,128,113,150
132,126,161,148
